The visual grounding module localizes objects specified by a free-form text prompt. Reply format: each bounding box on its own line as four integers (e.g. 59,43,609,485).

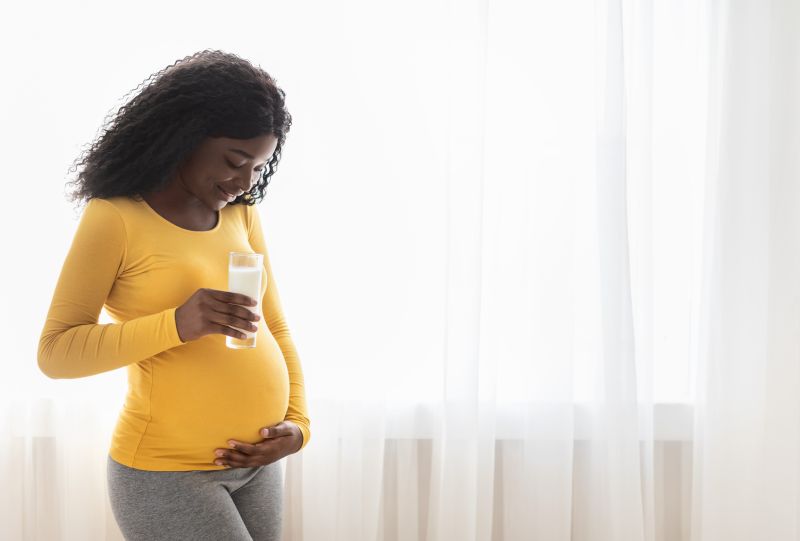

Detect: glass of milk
226,251,264,349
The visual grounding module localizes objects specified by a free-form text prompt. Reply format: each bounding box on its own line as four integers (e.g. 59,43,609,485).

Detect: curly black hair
65,49,292,211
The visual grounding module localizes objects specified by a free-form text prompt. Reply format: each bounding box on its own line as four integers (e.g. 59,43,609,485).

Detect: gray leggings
106,455,283,541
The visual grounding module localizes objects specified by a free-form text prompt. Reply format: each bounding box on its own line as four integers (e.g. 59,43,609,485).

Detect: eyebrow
228,148,271,166
228,148,256,160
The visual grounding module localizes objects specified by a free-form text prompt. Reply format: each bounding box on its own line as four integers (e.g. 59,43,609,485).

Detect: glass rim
229,252,263,268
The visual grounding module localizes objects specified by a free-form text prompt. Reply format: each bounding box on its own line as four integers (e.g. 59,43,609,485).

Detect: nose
236,171,258,194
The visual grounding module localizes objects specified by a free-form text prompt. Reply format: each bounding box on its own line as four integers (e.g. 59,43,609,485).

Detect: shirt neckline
138,197,223,233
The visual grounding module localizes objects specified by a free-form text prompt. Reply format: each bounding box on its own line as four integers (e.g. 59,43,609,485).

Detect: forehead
211,135,278,159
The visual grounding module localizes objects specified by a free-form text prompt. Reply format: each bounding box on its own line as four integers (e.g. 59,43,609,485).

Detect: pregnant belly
115,336,290,469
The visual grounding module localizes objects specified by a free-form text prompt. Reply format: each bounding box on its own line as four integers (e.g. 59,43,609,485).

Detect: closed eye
227,159,265,172
226,159,244,169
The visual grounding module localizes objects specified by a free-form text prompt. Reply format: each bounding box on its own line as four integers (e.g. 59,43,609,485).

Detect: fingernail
261,428,269,437
228,441,236,447
215,450,224,457
215,460,223,465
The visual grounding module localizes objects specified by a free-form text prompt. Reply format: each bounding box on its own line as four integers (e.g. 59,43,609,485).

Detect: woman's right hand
174,288,261,342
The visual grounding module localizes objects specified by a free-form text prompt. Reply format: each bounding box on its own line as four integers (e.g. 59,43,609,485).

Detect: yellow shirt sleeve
246,204,311,451
38,198,186,379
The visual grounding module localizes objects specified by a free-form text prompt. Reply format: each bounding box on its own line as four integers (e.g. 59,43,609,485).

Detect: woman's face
177,134,279,210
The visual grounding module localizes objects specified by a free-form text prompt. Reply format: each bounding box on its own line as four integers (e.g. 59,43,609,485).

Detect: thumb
261,426,276,438
262,421,292,438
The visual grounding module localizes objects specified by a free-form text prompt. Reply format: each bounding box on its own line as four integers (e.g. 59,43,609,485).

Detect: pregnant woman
37,50,310,540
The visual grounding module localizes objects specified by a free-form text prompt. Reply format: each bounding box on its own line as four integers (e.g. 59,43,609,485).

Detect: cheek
213,166,234,182
186,171,223,199
182,161,218,187
205,167,231,187
193,156,228,181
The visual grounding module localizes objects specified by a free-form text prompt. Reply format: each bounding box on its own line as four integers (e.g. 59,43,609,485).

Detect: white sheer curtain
691,1,800,540
1,0,797,540
292,0,669,537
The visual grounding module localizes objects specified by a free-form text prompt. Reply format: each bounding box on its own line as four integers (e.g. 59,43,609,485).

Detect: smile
217,185,237,201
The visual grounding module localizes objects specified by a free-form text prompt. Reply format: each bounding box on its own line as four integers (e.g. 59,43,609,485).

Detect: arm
246,204,311,451
38,198,186,379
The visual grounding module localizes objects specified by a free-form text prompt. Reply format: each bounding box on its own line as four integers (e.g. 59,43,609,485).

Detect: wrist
284,422,304,453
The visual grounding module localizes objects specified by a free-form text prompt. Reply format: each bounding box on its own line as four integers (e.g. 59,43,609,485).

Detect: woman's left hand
214,420,303,468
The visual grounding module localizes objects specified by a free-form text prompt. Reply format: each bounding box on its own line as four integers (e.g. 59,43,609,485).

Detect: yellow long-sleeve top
38,195,310,471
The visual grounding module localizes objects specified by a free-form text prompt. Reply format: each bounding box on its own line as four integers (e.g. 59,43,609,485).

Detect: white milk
227,265,263,348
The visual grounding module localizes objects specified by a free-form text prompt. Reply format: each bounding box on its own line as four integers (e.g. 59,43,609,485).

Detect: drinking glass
226,251,264,349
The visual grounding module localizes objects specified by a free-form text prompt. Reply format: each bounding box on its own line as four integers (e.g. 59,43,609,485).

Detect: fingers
261,421,292,439
215,423,294,467
215,440,280,467
214,445,253,467
209,307,260,335
215,450,253,468
207,289,258,308
209,322,249,340
227,440,258,455
207,296,261,334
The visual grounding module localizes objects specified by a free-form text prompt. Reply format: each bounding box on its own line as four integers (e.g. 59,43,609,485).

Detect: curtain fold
587,0,652,538
691,1,800,540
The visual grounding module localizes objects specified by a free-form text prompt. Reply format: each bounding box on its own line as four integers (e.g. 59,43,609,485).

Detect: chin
206,197,227,210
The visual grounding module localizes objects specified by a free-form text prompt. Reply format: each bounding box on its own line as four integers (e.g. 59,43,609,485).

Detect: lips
217,185,238,201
